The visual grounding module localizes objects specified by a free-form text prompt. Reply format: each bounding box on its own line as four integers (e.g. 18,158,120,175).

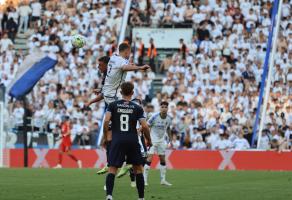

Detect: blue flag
8,51,57,99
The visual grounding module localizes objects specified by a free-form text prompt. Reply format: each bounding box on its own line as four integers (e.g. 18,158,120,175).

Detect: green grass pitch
0,169,292,200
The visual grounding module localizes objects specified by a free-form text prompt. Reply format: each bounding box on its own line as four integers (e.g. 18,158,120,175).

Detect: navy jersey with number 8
107,99,145,142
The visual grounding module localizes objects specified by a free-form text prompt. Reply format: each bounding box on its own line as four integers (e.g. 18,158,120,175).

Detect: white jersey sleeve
102,54,129,98
146,112,153,121
148,113,158,127
148,113,172,143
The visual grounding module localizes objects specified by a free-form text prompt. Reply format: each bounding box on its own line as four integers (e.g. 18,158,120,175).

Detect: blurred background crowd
0,0,291,151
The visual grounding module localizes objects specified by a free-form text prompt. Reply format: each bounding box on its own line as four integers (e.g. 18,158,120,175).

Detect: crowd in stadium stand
0,0,291,150
0,0,150,148
129,0,292,151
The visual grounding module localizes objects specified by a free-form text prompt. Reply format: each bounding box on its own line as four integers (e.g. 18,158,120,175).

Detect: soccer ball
71,34,86,48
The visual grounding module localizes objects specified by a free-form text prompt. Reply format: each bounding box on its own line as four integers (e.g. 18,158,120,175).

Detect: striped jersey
102,54,129,98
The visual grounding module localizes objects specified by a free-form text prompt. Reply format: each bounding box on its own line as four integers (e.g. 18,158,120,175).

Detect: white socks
143,164,150,183
160,164,166,181
106,195,113,200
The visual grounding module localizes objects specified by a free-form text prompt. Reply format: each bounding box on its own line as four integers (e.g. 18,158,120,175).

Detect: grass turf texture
0,169,292,200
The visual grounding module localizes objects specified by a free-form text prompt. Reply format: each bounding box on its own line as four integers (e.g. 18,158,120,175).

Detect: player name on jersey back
117,102,135,113
118,108,134,114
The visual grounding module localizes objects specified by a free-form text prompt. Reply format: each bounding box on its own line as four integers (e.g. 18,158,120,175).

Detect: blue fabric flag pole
251,0,280,147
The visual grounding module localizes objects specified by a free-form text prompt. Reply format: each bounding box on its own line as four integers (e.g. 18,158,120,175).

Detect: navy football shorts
108,140,143,168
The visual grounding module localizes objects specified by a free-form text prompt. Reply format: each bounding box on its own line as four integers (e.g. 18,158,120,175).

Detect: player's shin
68,154,78,162
97,141,111,174
129,167,136,182
143,161,151,184
106,141,111,164
160,162,166,181
106,173,115,196
136,173,145,199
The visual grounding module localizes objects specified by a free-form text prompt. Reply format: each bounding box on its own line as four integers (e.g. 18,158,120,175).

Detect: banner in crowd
7,149,292,171
132,28,193,49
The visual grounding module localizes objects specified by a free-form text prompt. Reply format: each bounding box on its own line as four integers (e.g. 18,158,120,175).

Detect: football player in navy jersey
103,82,151,200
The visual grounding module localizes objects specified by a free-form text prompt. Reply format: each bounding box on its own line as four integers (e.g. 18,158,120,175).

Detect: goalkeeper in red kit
54,116,82,168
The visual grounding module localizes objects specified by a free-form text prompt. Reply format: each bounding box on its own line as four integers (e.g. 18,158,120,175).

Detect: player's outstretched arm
85,93,104,107
140,119,152,147
122,64,150,72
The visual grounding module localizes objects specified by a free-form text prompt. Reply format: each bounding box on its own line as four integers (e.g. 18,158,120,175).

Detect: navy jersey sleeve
107,102,115,113
137,105,146,121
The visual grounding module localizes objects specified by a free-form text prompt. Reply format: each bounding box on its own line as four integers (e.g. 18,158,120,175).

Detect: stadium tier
1,1,292,200
0,0,291,154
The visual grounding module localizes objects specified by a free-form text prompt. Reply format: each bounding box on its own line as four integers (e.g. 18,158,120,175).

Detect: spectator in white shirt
18,2,32,33
174,2,185,21
0,33,13,53
192,135,207,150
12,101,25,127
214,131,232,150
232,131,250,150
206,125,220,149
161,79,175,96
31,0,42,27
258,129,271,150
7,7,19,25
172,12,184,24
245,9,257,29
166,0,176,15
149,10,160,28
169,134,180,149
78,118,90,146
284,125,292,149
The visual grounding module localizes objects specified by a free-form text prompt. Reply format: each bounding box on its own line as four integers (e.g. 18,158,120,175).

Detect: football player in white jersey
102,42,149,105
97,42,149,176
144,101,172,186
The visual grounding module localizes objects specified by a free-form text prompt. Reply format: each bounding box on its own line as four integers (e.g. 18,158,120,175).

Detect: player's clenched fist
141,65,150,70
